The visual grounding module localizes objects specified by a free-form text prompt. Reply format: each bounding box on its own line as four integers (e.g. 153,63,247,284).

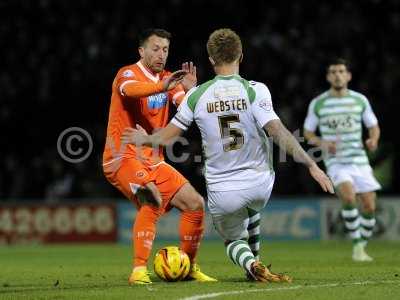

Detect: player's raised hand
181,61,197,92
162,70,187,91
308,163,334,194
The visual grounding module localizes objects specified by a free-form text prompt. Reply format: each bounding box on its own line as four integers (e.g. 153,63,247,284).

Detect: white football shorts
207,173,275,241
327,164,381,193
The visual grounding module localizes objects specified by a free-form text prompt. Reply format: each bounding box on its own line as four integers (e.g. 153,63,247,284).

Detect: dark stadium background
1,0,399,201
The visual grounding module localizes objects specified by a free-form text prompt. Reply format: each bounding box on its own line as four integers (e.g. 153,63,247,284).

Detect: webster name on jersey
206,99,248,113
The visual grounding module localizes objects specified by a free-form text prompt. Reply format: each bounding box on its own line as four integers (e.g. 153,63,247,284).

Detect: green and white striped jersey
304,90,378,167
171,74,279,191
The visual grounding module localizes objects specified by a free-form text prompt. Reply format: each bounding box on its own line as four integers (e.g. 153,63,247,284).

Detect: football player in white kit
304,58,381,261
122,28,334,282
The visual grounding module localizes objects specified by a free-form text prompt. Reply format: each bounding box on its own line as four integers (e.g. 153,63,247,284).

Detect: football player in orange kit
103,28,216,284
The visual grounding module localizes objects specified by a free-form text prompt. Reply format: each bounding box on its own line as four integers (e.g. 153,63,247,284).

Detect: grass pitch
0,241,399,300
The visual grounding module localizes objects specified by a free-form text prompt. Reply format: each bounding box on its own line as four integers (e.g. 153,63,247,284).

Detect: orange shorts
104,159,188,214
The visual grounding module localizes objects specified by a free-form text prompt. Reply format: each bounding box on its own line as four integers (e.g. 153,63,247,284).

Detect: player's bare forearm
368,125,380,142
148,124,183,146
121,123,183,148
265,120,334,194
365,125,380,151
265,120,315,168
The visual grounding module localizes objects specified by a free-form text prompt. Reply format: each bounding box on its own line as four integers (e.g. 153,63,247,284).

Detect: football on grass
153,246,190,282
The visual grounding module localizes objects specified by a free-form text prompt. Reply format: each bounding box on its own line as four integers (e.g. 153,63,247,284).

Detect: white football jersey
171,74,279,191
304,90,378,168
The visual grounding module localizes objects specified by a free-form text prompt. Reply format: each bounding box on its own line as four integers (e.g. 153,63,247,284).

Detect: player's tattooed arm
264,119,334,193
265,120,315,167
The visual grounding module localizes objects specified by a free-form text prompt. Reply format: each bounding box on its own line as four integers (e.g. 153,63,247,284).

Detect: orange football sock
133,205,161,267
179,210,204,263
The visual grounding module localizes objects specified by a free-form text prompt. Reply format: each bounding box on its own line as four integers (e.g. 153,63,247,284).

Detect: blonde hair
207,28,242,66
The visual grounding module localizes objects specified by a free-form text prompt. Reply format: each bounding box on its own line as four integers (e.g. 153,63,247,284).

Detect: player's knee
186,195,204,211
341,193,356,204
362,205,375,214
362,200,376,213
360,193,376,213
171,184,205,211
180,193,204,211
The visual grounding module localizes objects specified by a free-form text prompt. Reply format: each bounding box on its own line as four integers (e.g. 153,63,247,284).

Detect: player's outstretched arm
121,123,184,148
162,70,188,91
265,119,334,194
121,70,188,98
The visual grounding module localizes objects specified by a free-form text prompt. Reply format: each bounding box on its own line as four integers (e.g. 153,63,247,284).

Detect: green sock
226,240,256,274
341,204,361,244
247,208,260,260
360,212,376,245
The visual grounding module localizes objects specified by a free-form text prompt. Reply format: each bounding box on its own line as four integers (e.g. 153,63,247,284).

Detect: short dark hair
327,58,350,72
138,28,171,46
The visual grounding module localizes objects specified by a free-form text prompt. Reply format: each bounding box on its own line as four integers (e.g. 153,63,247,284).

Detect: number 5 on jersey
218,114,244,152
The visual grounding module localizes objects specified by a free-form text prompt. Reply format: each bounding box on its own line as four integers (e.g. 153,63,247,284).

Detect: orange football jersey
103,61,185,171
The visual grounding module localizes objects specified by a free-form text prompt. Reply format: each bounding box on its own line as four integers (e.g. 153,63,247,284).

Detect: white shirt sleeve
250,83,280,128
362,97,378,128
304,99,319,132
171,94,194,131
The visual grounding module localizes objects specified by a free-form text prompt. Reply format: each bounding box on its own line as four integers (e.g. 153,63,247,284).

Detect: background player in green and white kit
304,58,381,262
122,28,334,282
